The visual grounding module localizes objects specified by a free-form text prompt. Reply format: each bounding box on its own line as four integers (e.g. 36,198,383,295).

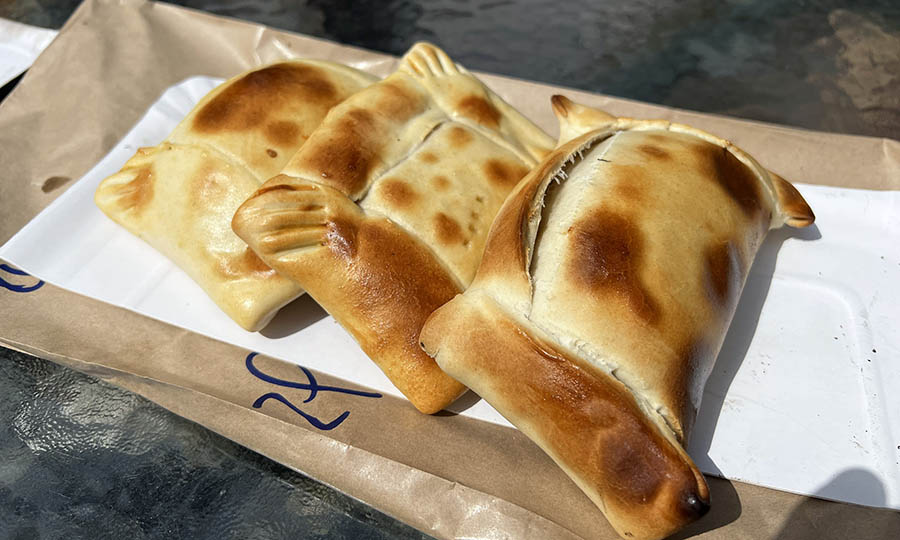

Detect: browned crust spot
482,159,530,188
638,144,671,160
265,120,301,145
374,80,424,119
380,178,419,208
431,175,451,191
266,148,278,158
614,181,644,203
304,108,380,195
644,133,672,143
193,63,338,133
419,151,439,164
567,209,660,325
456,95,502,129
448,125,474,148
697,143,763,218
115,167,154,212
703,240,740,308
434,212,465,245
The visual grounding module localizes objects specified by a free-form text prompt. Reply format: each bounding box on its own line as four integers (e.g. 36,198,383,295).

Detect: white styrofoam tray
2,77,898,510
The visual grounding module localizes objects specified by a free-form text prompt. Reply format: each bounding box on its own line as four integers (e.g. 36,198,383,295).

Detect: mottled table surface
1,1,898,538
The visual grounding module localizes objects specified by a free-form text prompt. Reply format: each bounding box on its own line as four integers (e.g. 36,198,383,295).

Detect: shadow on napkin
260,294,329,339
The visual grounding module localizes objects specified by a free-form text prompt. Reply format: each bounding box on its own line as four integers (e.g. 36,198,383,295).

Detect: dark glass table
2,1,898,538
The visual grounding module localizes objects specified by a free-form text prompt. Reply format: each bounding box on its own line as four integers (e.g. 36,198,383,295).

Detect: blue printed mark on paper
245,352,381,431
0,264,45,293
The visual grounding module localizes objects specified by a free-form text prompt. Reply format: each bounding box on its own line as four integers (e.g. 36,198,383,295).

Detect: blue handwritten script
245,352,382,431
0,264,45,293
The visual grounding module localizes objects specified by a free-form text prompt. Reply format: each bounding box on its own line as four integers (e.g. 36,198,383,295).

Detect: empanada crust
421,96,814,539
233,43,554,412
95,60,377,331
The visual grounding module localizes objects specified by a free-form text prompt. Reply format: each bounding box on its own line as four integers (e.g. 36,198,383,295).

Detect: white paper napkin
0,18,58,88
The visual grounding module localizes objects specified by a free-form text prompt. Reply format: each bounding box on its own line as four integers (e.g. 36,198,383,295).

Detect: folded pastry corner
420,95,814,539
233,43,555,413
95,60,377,331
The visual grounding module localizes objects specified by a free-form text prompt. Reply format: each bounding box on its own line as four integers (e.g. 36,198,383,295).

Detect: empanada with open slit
233,43,554,413
95,60,377,331
420,96,814,540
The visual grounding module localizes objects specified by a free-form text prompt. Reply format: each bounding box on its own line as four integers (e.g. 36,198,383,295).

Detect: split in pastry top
95,60,377,331
233,43,555,413
419,96,814,540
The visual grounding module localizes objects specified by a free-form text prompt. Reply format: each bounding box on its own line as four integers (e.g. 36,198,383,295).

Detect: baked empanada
95,60,377,331
420,96,815,540
233,43,554,413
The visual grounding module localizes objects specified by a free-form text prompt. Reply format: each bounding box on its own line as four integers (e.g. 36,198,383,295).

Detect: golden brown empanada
233,43,554,413
420,96,814,540
95,60,377,331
